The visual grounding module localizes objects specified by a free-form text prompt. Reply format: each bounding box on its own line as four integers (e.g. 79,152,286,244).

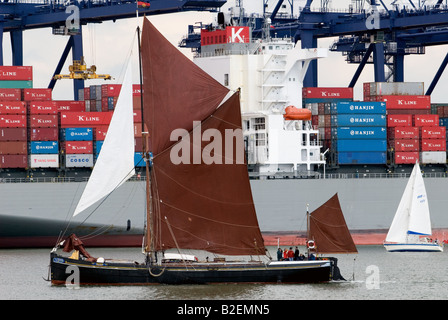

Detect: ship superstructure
194,22,327,175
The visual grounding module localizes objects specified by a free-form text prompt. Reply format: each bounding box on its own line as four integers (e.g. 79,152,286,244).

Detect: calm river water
1,245,447,301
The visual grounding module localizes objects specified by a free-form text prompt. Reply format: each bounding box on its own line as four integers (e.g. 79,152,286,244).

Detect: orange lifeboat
283,106,312,121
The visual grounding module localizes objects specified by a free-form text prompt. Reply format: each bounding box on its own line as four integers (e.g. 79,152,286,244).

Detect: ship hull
49,253,333,285
3,176,448,248
384,243,443,252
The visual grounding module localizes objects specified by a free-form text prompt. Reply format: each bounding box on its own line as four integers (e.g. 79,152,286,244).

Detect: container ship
2,22,448,248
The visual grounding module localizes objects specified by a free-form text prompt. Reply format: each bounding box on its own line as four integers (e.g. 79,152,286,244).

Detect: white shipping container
306,103,319,115
77,89,84,101
420,151,446,164
369,82,424,96
29,154,59,168
66,154,94,167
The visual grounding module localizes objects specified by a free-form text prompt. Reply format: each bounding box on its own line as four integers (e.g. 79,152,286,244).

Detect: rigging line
55,182,83,244
164,216,193,270
154,166,253,206
311,215,347,228
160,200,260,229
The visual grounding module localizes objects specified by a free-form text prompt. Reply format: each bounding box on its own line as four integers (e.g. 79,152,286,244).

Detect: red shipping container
60,112,113,127
0,141,27,154
54,100,86,112
64,141,93,154
102,84,122,97
388,126,419,139
133,110,142,123
0,66,32,80
395,152,419,164
394,139,420,152
387,109,430,115
387,114,412,127
0,128,27,141
28,101,58,114
133,96,142,110
302,87,353,99
93,125,108,140
0,115,26,127
414,114,439,127
29,115,58,128
363,82,370,97
133,84,141,96
0,89,22,101
29,127,58,141
23,88,52,101
378,95,430,109
0,101,26,114
135,137,143,152
421,139,446,151
0,154,28,168
420,126,446,139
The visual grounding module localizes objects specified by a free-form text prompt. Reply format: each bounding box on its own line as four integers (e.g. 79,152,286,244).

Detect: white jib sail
385,162,432,243
73,61,136,216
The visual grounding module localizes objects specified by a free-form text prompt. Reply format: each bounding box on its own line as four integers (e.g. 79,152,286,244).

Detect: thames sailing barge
49,18,340,285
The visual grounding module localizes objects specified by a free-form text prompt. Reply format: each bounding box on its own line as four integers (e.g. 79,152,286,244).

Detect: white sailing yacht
384,162,443,252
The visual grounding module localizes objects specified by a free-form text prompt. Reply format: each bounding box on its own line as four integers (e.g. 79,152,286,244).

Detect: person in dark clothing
294,246,300,261
277,247,283,261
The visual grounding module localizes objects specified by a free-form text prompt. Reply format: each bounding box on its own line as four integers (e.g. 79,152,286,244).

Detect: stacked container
28,97,59,169
304,87,354,152
0,100,27,168
0,66,33,89
62,128,94,168
330,101,387,165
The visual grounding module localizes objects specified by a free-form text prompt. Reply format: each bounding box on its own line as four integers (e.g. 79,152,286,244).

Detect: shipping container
93,126,108,140
28,101,58,114
420,126,446,139
29,128,58,141
387,114,413,127
386,109,430,115
0,66,32,80
366,82,424,96
393,139,420,152
60,111,113,127
29,115,58,128
302,87,353,99
420,139,446,151
331,114,386,127
0,101,26,114
414,114,439,127
377,95,430,110
420,151,446,164
66,154,94,168
134,152,145,167
64,141,93,154
29,154,59,168
337,151,387,164
133,96,142,110
54,100,86,112
440,118,448,127
0,80,33,89
30,141,59,154
0,154,27,168
388,126,419,139
0,88,22,101
331,101,386,114
0,127,27,141
336,139,387,152
133,84,141,96
0,115,26,127
101,84,122,97
0,141,27,154
332,127,387,139
395,152,419,164
23,88,52,101
62,127,93,141
135,137,142,152
95,140,104,154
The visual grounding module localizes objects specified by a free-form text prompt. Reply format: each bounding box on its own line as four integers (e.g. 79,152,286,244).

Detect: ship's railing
248,171,448,180
0,175,146,183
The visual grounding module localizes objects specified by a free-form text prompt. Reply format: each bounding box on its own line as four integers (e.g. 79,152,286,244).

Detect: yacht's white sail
73,61,135,217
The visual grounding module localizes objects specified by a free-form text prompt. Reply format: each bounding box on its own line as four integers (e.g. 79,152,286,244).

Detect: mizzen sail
73,61,135,216
141,18,265,256
309,193,358,254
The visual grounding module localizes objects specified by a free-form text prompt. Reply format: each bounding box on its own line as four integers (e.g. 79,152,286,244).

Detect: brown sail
141,18,265,256
309,193,358,254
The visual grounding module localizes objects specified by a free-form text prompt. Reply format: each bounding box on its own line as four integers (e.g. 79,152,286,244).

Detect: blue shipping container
331,101,386,114
95,140,104,154
336,139,387,152
63,128,93,141
134,152,145,167
332,127,387,140
30,141,59,154
338,152,387,165
331,114,387,127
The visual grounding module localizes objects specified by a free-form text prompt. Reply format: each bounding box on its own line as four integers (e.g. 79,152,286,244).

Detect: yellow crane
54,56,111,80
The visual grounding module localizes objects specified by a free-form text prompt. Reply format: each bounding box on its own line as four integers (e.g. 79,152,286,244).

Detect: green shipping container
0,80,33,89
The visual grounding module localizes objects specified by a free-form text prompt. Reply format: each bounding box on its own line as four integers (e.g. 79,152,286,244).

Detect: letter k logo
231,28,244,43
